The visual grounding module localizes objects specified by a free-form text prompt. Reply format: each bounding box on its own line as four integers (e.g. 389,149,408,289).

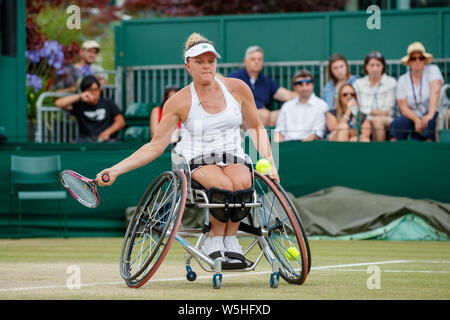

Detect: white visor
184,43,221,63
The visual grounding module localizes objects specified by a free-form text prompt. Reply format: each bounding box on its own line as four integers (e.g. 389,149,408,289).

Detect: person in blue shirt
322,53,359,110
228,46,297,126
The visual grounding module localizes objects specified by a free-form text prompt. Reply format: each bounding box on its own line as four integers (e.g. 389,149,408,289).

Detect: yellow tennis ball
256,159,271,174
286,247,299,260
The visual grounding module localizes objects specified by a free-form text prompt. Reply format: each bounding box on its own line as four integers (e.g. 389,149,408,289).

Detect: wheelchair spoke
269,236,300,277
250,172,309,285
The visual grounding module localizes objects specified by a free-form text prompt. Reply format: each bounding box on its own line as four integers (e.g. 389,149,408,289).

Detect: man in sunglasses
274,70,328,142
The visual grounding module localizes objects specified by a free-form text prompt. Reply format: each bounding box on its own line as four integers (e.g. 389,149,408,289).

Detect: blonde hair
336,83,358,125
184,33,212,53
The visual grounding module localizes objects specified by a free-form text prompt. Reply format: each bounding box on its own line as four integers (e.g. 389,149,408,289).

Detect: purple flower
39,40,64,70
26,50,41,64
27,74,43,93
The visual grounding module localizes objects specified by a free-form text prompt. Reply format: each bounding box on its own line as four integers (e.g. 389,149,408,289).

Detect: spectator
274,70,328,142
390,42,443,141
228,46,297,126
326,83,371,142
322,53,359,110
52,40,107,93
55,75,125,143
150,85,181,141
353,51,397,141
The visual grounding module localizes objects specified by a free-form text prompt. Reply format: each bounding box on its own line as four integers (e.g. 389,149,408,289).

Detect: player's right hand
96,169,116,187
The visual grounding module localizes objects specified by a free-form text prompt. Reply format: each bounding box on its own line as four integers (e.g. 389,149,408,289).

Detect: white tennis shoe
201,235,226,261
224,236,244,264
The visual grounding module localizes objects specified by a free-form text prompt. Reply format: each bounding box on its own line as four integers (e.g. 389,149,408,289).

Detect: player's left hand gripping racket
60,170,110,208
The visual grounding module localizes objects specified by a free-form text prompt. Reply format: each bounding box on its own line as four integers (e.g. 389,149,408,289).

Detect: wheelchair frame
120,152,310,289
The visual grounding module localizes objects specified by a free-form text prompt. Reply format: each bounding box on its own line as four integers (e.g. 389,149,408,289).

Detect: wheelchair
119,152,311,289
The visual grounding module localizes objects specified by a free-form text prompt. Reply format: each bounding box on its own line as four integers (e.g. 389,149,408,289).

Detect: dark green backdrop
115,8,450,67
1,141,449,238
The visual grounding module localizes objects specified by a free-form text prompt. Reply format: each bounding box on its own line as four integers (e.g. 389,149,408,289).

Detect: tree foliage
121,0,345,17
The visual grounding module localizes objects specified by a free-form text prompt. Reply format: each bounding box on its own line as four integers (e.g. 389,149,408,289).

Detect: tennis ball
286,247,299,260
256,159,271,174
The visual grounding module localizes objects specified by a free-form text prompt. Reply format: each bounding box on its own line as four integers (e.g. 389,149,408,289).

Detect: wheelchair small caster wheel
187,271,197,282
270,273,280,289
186,266,197,282
212,273,222,289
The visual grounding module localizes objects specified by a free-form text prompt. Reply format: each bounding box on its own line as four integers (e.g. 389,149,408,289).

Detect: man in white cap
53,40,106,93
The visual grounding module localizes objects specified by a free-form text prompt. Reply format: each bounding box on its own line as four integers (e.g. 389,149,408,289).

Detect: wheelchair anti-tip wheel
251,171,310,285
120,170,187,288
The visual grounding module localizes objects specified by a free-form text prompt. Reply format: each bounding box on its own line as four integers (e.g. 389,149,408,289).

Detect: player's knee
231,176,252,191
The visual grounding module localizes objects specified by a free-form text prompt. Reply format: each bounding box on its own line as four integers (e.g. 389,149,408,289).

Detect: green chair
10,155,68,238
123,126,150,143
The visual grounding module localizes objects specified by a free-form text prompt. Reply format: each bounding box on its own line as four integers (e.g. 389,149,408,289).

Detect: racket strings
62,173,97,206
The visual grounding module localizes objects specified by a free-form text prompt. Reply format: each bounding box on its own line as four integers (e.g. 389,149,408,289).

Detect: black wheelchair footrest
222,258,254,270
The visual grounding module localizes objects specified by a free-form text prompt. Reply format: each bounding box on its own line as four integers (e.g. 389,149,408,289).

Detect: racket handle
101,173,110,183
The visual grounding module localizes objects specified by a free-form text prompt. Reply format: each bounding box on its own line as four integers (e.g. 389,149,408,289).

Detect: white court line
0,259,446,292
314,269,450,274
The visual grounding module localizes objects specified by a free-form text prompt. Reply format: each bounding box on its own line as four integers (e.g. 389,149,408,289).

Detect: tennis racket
60,170,110,208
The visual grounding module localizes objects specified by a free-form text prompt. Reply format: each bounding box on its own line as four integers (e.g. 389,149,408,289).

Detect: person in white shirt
390,42,443,141
274,70,328,142
353,51,397,141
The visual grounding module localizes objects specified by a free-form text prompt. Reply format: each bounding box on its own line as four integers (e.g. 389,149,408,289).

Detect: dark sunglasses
410,56,426,62
341,92,356,97
367,51,384,59
294,78,313,86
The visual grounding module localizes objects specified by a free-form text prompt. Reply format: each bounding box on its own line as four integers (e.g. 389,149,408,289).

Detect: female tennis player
96,33,278,266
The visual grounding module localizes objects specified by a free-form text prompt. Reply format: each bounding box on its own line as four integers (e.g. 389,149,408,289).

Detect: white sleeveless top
174,77,246,163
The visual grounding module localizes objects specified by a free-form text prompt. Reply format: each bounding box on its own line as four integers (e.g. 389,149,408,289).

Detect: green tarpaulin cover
131,186,450,241
290,186,449,241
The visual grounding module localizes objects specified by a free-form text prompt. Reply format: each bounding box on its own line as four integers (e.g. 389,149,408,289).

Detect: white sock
224,236,241,252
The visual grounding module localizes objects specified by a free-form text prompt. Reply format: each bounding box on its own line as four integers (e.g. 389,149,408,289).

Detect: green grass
0,238,449,300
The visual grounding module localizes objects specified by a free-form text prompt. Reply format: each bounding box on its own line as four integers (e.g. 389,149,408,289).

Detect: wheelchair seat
190,179,207,192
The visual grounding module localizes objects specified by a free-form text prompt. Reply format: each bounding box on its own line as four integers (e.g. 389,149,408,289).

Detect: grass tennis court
0,238,448,300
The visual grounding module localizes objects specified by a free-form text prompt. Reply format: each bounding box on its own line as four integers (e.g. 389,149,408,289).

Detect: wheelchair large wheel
120,170,187,288
271,179,312,274
252,172,309,285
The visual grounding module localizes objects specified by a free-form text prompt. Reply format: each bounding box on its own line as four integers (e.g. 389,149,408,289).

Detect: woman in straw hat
95,33,279,267
389,42,443,141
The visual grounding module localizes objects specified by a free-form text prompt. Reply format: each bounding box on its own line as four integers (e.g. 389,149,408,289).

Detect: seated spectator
390,42,443,142
55,75,125,143
326,84,371,142
353,51,397,141
322,53,359,110
274,70,328,142
52,40,107,93
228,45,297,126
150,85,181,141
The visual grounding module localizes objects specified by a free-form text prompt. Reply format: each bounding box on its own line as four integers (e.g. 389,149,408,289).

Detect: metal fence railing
35,92,78,143
34,59,450,143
